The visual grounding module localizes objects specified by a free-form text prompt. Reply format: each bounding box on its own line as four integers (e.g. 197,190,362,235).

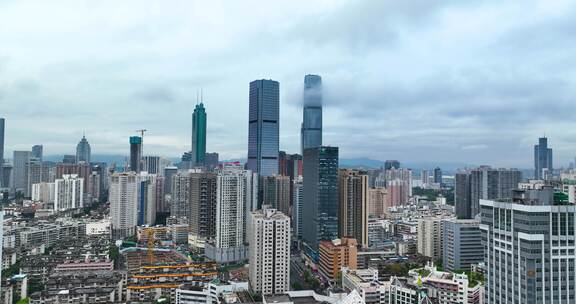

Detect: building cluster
0,66,575,304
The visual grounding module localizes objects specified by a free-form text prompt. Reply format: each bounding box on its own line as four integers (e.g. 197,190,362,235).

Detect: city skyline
2,1,576,168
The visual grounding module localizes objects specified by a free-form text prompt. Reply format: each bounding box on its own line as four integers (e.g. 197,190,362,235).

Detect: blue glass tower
301,75,322,154
302,146,339,251
247,79,279,177
534,137,553,180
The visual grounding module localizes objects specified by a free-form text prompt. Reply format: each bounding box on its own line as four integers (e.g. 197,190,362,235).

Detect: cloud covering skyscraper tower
301,75,322,153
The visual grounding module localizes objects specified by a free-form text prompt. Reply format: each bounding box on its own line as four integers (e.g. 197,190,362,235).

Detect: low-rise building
319,238,358,282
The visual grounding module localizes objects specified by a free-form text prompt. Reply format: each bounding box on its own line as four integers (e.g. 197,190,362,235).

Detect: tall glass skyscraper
191,102,207,166
247,79,279,177
129,136,142,173
76,135,91,163
301,75,322,153
302,146,339,251
534,137,553,180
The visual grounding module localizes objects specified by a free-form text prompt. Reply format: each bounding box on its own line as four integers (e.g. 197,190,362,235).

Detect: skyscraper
455,166,522,219
248,207,291,295
0,118,4,187
480,187,567,303
24,158,50,197
13,151,31,193
433,167,442,185
534,136,553,180
109,172,138,238
129,136,142,173
301,75,322,153
339,169,369,248
191,102,207,166
247,79,279,177
303,146,339,251
76,135,91,163
31,145,43,161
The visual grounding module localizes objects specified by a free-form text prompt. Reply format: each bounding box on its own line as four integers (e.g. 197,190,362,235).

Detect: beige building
339,170,369,248
417,217,446,261
368,188,388,218
319,238,358,282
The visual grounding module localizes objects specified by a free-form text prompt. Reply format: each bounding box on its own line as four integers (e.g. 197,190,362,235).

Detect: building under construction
122,247,218,303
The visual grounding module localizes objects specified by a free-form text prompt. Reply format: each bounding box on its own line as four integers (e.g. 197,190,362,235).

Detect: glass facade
302,146,339,250
301,75,322,153
191,103,207,166
247,79,279,177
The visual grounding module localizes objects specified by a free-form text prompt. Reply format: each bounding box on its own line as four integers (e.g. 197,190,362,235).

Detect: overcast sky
1,0,575,168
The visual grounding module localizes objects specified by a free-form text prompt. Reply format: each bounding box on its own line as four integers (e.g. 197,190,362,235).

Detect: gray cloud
0,0,575,168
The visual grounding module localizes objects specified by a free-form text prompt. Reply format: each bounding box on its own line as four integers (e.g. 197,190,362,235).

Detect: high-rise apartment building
301,75,322,153
32,182,55,204
142,156,161,174
247,79,279,177
385,168,412,206
262,175,290,216
130,136,142,173
302,146,339,251
248,207,290,295
137,172,159,226
31,145,43,161
417,217,446,262
534,136,553,180
24,158,50,197
455,166,521,219
171,172,193,223
205,165,258,263
191,103,207,166
163,166,178,195
420,169,429,185
368,188,388,218
56,162,91,200
54,174,84,211
13,151,31,193
443,218,483,272
189,172,217,249
339,169,369,248
292,176,304,240
109,172,138,238
480,187,571,304
76,135,91,163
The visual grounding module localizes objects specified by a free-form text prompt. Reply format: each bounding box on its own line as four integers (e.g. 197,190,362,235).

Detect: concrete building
31,182,55,204
301,74,323,153
143,156,161,174
31,145,43,161
164,166,178,195
12,151,31,193
480,187,576,304
25,158,51,197
206,165,258,263
339,169,369,248
130,136,142,173
137,172,160,226
204,152,219,171
417,217,446,262
534,136,553,180
189,172,217,249
303,146,339,251
247,79,280,177
76,135,91,163
249,207,291,295
341,268,385,304
433,167,442,185
442,218,483,272
171,171,193,223
368,188,388,218
318,238,357,282
262,175,291,216
54,174,84,211
292,177,304,240
455,166,521,219
109,172,138,238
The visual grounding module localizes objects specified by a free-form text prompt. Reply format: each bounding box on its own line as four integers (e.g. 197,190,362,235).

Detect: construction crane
144,227,168,265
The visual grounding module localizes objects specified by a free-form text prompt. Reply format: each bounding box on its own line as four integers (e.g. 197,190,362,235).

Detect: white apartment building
109,172,138,238
54,174,84,211
249,207,290,295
